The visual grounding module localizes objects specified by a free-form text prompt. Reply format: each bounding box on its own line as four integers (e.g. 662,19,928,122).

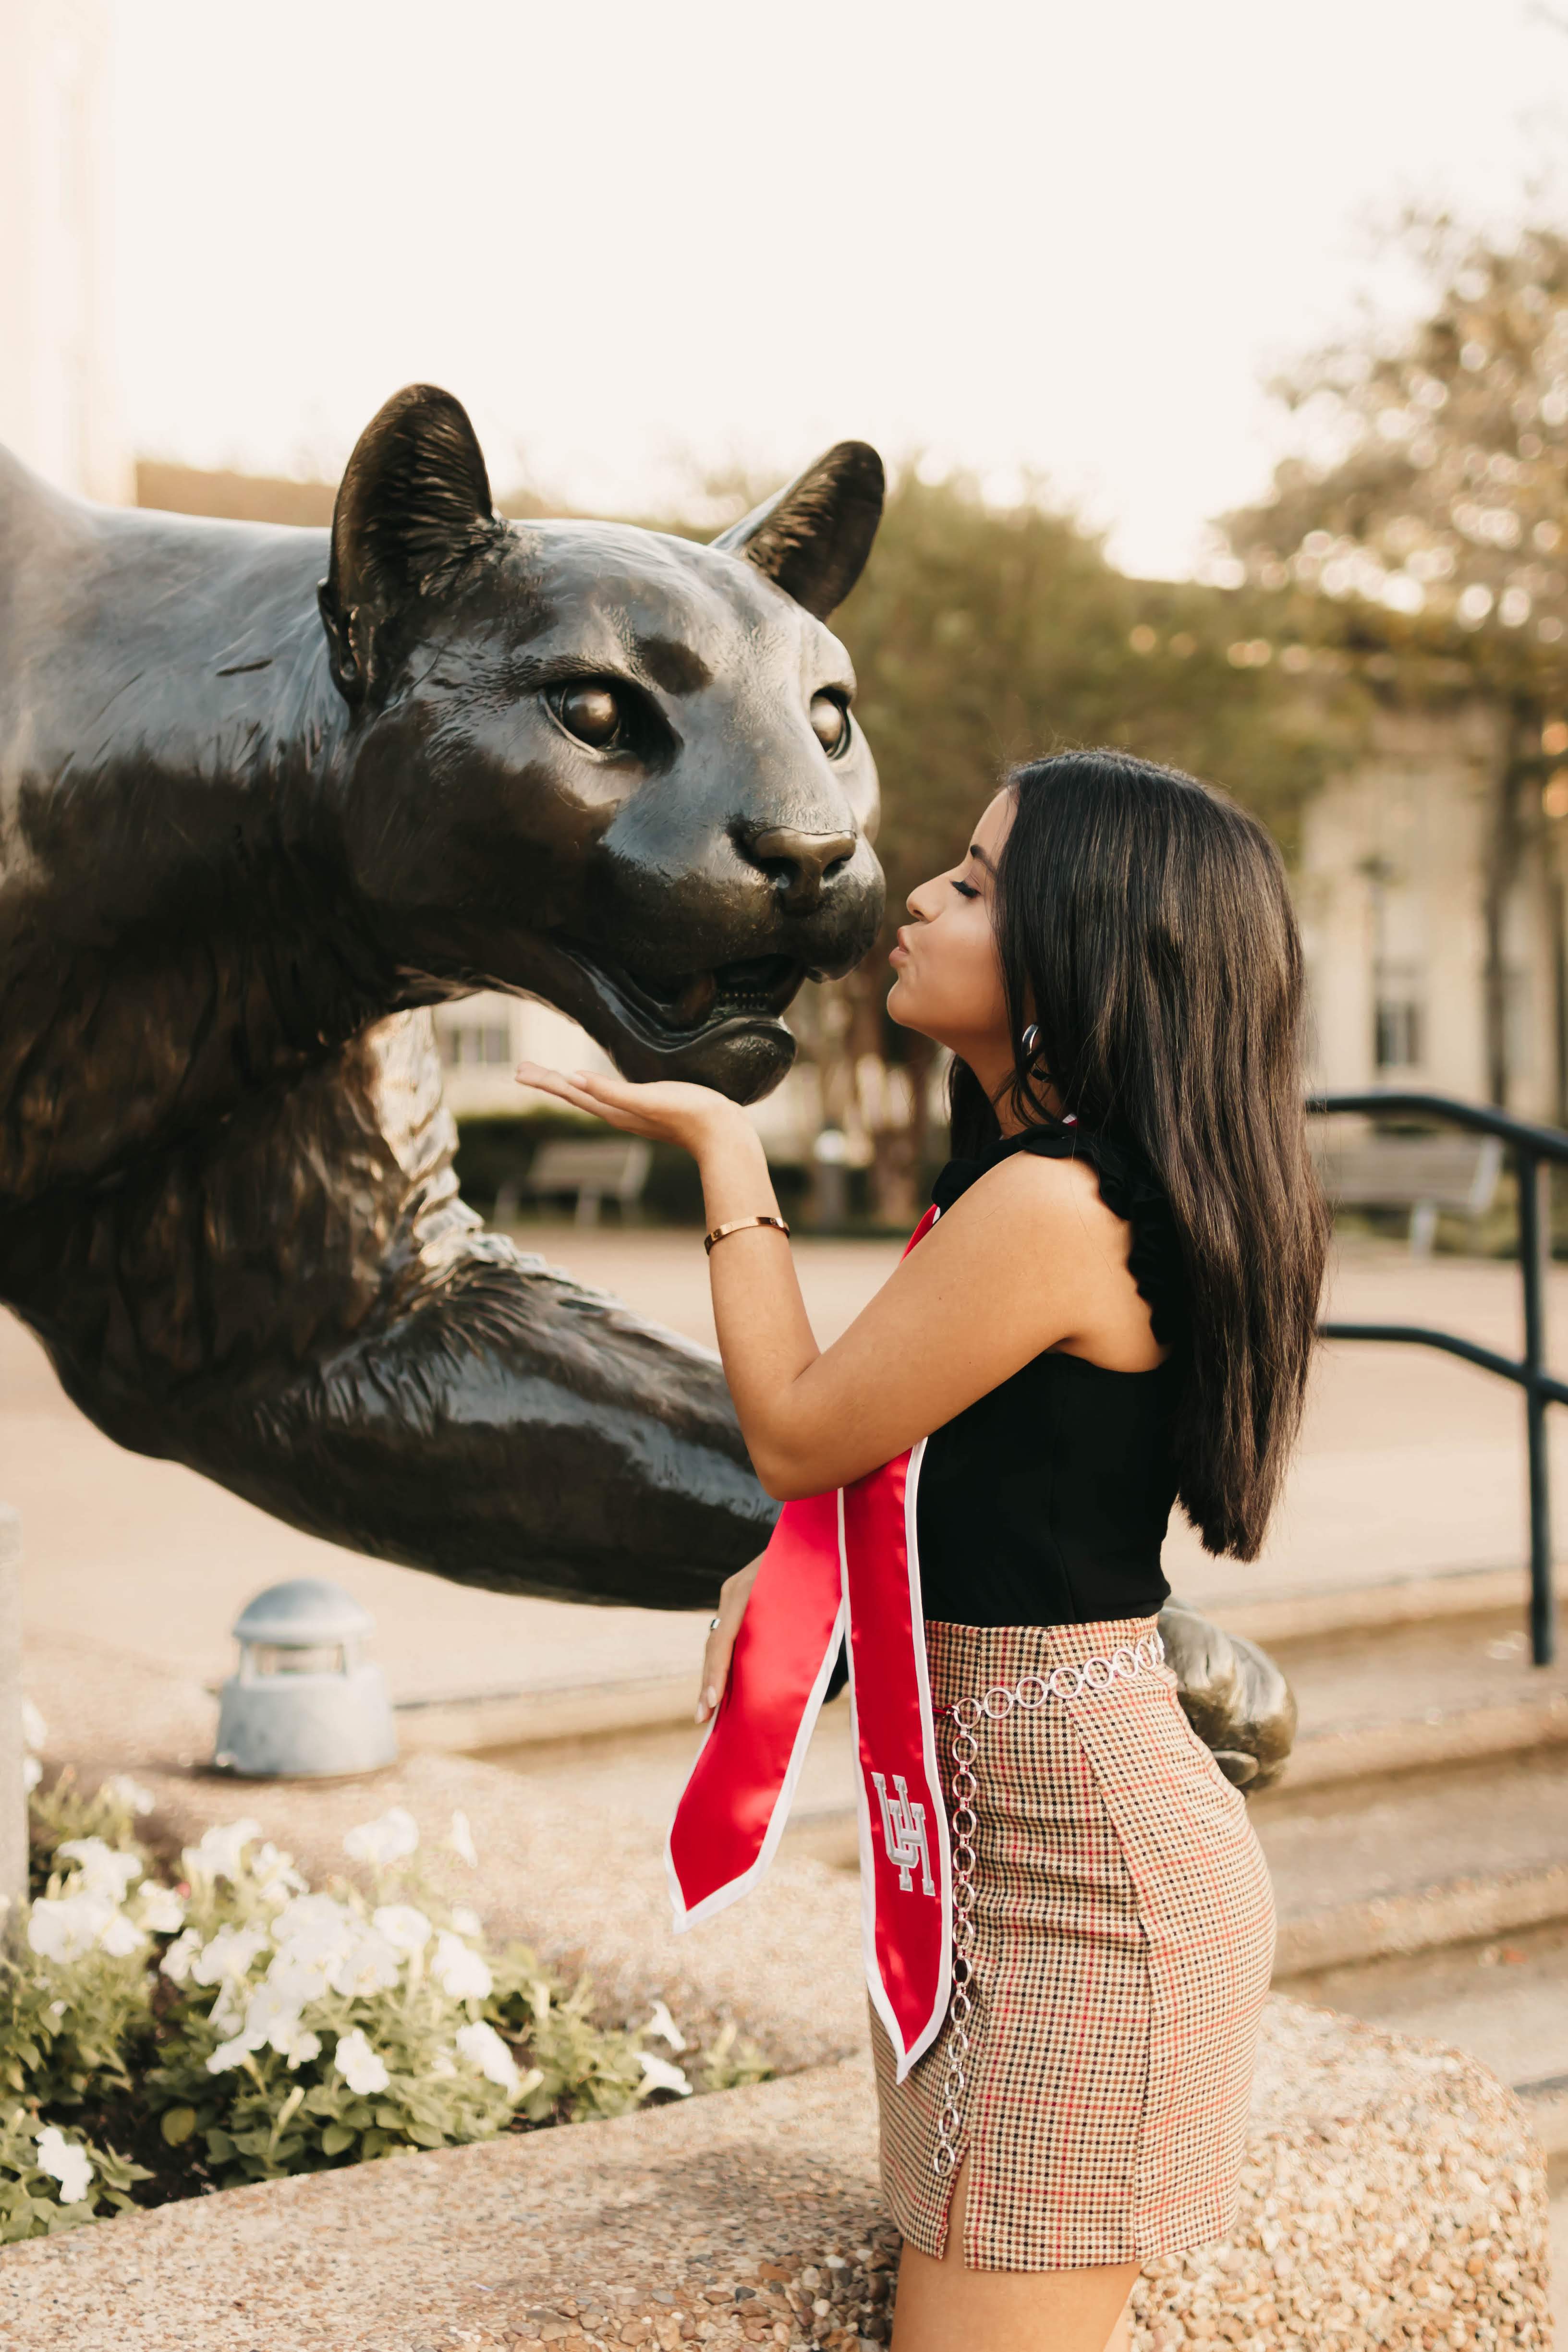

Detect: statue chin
616,1018,798,1104
535,938,810,1104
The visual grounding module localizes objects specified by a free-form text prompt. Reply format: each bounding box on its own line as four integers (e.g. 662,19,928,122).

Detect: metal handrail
1309,1088,1564,1663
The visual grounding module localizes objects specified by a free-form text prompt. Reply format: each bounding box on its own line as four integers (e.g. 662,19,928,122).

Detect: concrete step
397,1668,698,1752
1261,1600,1568,1788
1255,1746,1568,1955
406,1568,1562,1758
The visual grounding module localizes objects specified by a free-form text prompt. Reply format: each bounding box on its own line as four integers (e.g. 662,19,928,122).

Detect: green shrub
0,1776,770,2234
0,2106,146,2243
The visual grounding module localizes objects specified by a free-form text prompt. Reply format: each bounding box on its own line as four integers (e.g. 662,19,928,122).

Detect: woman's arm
514,1064,1145,1497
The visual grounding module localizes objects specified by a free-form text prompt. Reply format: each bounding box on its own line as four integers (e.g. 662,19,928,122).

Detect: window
1374,958,1425,1072
439,1023,512,1069
1374,998,1422,1070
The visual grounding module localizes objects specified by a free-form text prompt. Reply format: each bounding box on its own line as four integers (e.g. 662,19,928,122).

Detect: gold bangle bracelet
704,1213,791,1256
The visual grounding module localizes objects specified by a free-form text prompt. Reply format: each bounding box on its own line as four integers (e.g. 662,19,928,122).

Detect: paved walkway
3,1226,1566,1709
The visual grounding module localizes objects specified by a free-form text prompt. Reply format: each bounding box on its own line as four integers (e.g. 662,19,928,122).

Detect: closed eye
951,879,981,900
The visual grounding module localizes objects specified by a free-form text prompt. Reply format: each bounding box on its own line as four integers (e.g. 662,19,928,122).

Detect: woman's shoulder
932,1125,1186,1346
930,1129,1121,1251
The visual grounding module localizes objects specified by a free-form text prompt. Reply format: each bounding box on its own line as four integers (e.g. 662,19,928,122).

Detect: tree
1223,216,1568,1107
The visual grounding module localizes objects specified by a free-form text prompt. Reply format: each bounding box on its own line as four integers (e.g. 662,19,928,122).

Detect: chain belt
931,1629,1168,2180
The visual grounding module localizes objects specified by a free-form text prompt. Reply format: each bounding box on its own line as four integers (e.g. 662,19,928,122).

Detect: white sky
113,0,1568,577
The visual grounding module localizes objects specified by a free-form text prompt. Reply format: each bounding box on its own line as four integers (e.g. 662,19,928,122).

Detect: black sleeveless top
914,1126,1183,1628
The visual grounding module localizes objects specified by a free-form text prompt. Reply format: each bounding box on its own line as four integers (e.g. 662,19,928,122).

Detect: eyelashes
951,879,981,900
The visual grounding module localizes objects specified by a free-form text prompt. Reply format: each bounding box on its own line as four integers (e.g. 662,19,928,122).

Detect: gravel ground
1135,2001,1552,2350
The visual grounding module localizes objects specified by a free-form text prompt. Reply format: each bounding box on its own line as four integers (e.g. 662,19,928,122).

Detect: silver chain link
930,1630,1167,2179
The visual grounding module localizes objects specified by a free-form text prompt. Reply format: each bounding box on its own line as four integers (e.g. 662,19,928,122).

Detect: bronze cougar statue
0,382,1291,1786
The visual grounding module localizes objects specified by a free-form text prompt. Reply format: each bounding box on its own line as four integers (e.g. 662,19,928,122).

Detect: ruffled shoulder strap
931,1124,1186,1348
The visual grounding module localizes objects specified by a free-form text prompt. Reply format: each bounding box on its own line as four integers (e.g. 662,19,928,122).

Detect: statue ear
712,441,885,619
319,384,502,702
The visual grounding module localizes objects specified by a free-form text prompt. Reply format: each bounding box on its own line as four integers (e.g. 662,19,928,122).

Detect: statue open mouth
554,944,807,1047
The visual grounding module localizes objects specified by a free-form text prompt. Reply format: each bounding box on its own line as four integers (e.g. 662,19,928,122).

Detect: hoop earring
1021,1023,1043,1060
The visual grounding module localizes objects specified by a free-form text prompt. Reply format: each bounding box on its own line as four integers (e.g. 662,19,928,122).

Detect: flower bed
0,1751,766,2243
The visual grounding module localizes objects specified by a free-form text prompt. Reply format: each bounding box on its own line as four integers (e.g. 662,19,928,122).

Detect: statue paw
1158,1596,1296,1795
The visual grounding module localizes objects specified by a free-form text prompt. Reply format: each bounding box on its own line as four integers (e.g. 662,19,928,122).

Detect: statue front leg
192,1251,778,1606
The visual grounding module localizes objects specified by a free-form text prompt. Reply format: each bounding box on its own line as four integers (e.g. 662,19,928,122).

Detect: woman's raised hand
514,1061,738,1154
696,1554,763,1724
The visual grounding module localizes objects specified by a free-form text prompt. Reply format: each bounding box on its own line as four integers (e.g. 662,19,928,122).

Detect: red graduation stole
665,1205,951,2081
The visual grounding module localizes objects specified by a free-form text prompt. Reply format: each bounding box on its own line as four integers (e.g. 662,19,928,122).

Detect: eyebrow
968,843,998,875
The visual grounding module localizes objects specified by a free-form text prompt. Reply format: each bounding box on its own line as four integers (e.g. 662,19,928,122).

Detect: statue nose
740,825,858,915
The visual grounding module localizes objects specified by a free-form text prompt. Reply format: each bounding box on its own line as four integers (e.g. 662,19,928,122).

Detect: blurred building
0,0,128,504
1299,705,1564,1121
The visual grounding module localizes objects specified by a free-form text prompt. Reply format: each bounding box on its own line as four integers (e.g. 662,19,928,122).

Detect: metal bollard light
214,1578,397,1779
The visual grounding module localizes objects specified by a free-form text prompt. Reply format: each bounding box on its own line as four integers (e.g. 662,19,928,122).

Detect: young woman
516,749,1327,2352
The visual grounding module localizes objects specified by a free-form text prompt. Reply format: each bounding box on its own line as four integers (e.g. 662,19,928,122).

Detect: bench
498,1137,653,1228
1316,1133,1504,1255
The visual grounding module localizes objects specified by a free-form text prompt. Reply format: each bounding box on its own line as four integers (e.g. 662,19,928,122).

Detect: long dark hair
949,749,1327,1560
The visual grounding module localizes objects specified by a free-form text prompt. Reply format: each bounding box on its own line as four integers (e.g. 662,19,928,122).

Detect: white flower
266,1893,356,2004
28,1893,94,1964
209,1982,323,2068
243,1981,302,2052
332,1923,402,1998
636,2050,693,2098
23,1756,41,1794
159,1927,202,1983
449,1905,483,1938
97,1909,147,1959
643,1999,687,2052
182,1818,262,1885
206,2034,254,2075
430,1929,492,2001
342,1807,418,1868
191,1923,270,1987
455,2020,522,2097
372,1903,431,1956
271,1891,354,1949
136,1883,186,1935
57,1837,142,1904
28,1890,145,1965
105,1775,156,1818
250,1842,306,1903
34,2127,93,2206
207,1981,246,2035
332,2027,390,2096
21,1700,46,1752
447,1809,478,1867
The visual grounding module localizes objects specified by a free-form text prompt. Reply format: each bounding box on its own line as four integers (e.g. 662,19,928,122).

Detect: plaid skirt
870,1617,1275,2271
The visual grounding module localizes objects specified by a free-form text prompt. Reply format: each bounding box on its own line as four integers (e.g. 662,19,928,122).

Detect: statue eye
810,692,851,757
552,683,625,749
